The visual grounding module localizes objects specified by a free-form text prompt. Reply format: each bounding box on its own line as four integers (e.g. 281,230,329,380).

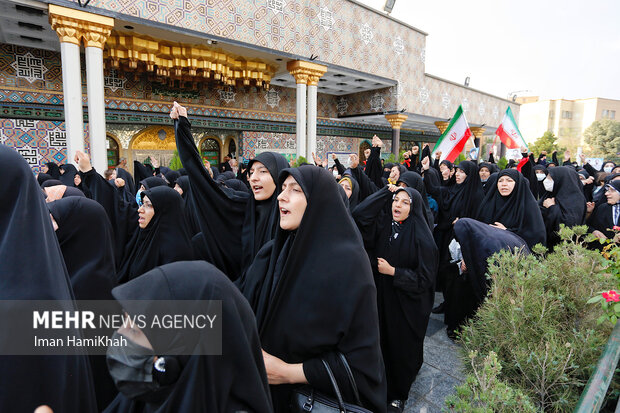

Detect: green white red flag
431,105,472,162
495,107,527,149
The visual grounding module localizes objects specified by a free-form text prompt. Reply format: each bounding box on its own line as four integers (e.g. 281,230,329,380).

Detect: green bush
459,226,614,411
444,351,536,412
293,156,307,167
497,156,508,170
169,150,183,170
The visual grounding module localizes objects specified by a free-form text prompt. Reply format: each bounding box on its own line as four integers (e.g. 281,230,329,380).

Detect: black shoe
431,302,445,314
388,400,405,413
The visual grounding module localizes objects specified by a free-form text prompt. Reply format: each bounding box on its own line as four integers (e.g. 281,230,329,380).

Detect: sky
357,0,620,101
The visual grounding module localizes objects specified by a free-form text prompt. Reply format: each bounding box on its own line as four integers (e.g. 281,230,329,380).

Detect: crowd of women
2,100,620,413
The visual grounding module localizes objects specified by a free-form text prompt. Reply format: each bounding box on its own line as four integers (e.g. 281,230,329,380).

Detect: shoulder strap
338,353,362,406
321,359,346,413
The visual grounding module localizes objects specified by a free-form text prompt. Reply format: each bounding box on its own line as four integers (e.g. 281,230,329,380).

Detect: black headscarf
216,170,236,182
240,151,290,274
140,176,167,190
587,180,620,239
104,261,273,413
438,160,484,223
439,160,456,186
116,167,136,195
174,175,200,236
45,161,61,179
479,161,499,175
41,179,64,188
238,165,386,413
397,171,434,229
531,164,548,200
477,169,546,249
134,161,154,193
0,144,97,413
175,175,190,196
539,166,586,227
117,186,193,283
48,196,119,410
37,172,54,186
352,186,438,399
578,169,594,202
223,178,250,194
59,163,78,186
339,172,360,211
454,218,530,301
164,170,181,188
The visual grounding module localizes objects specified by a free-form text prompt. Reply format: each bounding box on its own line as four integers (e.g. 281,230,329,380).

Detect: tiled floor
404,293,465,413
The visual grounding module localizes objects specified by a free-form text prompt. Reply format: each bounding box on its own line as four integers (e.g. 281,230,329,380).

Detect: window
602,109,616,119
561,111,572,119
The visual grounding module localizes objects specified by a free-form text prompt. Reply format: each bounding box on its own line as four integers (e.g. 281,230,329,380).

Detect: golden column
434,120,450,135
287,60,327,159
385,113,408,158
49,4,114,171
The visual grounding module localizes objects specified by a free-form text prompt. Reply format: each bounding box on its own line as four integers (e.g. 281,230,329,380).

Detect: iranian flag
496,107,527,149
432,105,472,162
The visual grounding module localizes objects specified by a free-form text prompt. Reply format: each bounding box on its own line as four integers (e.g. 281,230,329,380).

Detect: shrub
459,226,613,411
497,156,508,170
293,156,307,167
169,150,183,170
444,351,536,412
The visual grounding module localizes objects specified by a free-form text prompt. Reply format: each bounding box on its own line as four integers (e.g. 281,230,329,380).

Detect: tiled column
385,114,408,159
84,20,113,172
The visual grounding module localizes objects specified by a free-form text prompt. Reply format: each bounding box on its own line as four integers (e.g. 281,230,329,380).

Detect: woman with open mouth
171,102,289,281
352,184,438,412
237,165,387,413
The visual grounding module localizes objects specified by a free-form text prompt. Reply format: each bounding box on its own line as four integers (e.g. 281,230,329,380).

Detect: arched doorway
359,139,371,161
200,137,221,166
130,126,177,167
225,136,237,158
106,134,120,169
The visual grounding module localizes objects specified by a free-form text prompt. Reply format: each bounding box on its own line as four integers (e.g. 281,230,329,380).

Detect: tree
168,150,183,170
528,131,564,156
584,119,620,158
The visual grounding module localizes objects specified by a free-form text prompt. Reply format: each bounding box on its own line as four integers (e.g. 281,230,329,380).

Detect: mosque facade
0,0,519,173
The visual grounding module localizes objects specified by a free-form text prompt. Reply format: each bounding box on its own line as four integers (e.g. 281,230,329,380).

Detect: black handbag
290,353,372,413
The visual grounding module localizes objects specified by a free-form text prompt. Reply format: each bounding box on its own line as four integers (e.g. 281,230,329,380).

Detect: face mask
332,169,338,178
481,178,488,183
543,177,554,193
107,332,158,399
536,173,546,182
135,190,143,206
604,166,613,173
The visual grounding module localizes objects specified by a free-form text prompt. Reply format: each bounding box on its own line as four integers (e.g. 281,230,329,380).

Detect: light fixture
384,0,396,13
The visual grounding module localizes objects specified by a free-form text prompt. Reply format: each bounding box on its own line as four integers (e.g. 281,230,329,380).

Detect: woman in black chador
104,261,273,413
352,185,438,411
48,196,119,410
171,102,289,280
476,169,546,249
0,144,97,413
421,158,484,313
237,165,387,413
116,185,193,283
538,166,586,249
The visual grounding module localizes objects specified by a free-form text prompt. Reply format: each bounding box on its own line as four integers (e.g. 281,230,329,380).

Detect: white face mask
604,166,613,173
332,169,338,177
536,173,546,181
543,177,554,192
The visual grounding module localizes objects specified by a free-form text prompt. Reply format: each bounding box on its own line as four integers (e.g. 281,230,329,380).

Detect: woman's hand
542,197,555,208
262,350,307,385
490,222,507,230
592,230,608,240
586,202,595,214
114,178,125,188
377,258,395,276
372,135,383,148
460,260,467,273
349,154,359,169
421,156,430,171
74,151,92,173
387,184,399,193
170,101,187,119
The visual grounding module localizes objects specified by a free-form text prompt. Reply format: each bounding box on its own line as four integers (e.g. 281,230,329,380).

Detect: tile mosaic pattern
80,0,518,126
0,118,90,174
